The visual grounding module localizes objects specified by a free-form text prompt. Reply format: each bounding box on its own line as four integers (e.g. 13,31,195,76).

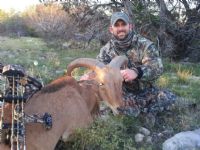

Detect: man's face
110,19,131,40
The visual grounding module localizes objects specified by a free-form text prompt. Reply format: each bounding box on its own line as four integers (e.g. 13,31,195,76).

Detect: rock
162,128,174,137
162,129,200,150
195,129,200,134
135,133,145,143
158,132,164,138
146,136,152,144
139,127,151,136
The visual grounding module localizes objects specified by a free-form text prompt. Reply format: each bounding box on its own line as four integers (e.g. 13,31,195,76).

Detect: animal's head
66,56,128,115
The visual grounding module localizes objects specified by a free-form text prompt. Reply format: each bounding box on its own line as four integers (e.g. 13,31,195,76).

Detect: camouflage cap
111,12,129,26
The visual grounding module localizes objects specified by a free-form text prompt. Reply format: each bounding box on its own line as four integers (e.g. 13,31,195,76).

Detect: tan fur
0,56,126,150
25,76,97,150
0,74,119,150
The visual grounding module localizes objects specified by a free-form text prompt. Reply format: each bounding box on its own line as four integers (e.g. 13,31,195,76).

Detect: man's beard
111,31,134,51
114,31,129,41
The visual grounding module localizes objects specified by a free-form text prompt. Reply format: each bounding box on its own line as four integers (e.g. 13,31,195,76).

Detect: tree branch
196,3,200,11
123,0,134,22
79,2,115,22
156,0,174,20
111,0,124,7
180,0,190,11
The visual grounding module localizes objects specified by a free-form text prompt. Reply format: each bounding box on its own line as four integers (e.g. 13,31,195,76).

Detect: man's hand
120,69,138,82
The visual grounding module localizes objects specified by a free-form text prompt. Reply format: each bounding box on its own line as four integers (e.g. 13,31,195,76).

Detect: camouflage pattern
122,86,176,117
97,32,176,116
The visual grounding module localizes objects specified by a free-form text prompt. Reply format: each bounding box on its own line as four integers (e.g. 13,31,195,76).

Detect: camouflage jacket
97,33,163,92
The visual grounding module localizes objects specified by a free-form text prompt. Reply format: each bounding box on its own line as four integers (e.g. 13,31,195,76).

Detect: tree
101,0,200,60
37,0,200,61
155,0,200,60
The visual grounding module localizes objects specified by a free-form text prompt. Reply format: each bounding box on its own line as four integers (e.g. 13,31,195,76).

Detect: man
82,12,176,117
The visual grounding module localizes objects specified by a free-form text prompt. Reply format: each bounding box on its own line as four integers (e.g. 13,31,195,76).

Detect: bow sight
0,64,52,150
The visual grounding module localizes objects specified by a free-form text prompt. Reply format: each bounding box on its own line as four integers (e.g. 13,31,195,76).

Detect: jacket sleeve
138,42,163,81
96,43,112,64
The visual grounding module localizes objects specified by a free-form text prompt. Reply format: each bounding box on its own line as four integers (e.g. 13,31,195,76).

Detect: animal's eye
99,83,104,86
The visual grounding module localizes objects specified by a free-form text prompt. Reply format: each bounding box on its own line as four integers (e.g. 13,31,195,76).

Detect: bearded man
81,12,176,117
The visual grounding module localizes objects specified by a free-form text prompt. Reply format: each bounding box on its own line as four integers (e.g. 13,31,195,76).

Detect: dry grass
176,66,193,83
157,76,170,88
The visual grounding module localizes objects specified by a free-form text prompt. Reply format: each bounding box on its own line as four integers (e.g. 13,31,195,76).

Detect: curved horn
66,58,105,76
109,56,128,69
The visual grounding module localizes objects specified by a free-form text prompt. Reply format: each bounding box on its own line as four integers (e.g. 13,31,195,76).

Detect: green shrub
62,116,138,150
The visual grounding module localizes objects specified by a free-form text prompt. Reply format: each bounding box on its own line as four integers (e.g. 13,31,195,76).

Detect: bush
0,10,30,37
58,116,137,150
24,4,75,41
